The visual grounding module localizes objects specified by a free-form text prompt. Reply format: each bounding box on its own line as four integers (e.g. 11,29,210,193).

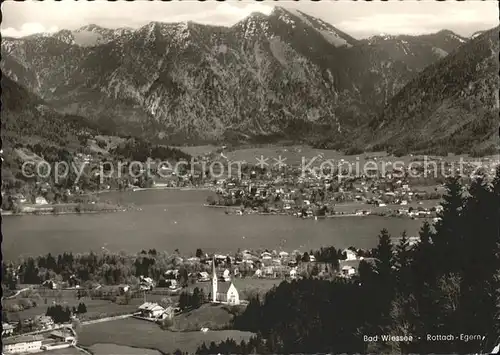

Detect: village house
139,276,155,291
279,251,289,259
42,280,58,290
343,248,358,261
2,322,15,337
34,315,55,330
3,335,44,354
137,302,173,320
341,265,356,277
35,196,49,205
169,279,179,290
198,271,210,282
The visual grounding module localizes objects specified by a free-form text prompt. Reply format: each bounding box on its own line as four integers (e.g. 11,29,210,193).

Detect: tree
394,231,412,294
455,175,498,352
77,302,87,314
372,229,395,332
178,268,189,287
432,177,465,273
374,229,394,282
196,249,204,259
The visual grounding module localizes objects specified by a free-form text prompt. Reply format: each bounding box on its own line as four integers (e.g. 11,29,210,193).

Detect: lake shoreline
97,186,214,195
1,209,124,217
4,188,425,260
203,205,433,221
2,187,213,217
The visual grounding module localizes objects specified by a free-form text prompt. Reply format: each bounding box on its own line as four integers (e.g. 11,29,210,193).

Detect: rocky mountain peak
2,8,486,148
75,24,105,33
52,29,75,45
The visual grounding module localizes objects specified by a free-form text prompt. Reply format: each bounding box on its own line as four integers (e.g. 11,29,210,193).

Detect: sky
1,0,498,39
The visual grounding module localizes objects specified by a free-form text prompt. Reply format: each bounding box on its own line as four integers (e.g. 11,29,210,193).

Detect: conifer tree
432,176,465,273
394,231,412,295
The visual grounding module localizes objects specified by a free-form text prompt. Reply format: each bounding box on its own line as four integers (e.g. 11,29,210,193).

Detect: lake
2,189,424,260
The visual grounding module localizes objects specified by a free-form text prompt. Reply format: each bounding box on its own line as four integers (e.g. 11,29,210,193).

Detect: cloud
338,8,498,37
1,2,274,37
1,1,496,39
158,3,274,26
1,22,59,38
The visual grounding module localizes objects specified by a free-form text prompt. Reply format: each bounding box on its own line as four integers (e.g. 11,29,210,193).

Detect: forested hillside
362,27,499,156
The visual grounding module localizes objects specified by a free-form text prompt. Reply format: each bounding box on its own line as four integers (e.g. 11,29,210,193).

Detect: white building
35,196,48,205
3,335,44,354
341,265,356,277
211,258,240,305
279,251,289,258
138,302,169,319
2,322,15,336
344,249,357,261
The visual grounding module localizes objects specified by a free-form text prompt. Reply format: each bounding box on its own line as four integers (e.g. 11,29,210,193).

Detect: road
2,287,32,300
80,312,139,326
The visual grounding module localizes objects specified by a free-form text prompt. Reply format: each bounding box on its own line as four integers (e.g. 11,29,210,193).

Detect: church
211,258,240,305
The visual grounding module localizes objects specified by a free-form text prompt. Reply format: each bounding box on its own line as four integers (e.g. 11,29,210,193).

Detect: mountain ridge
1,8,492,152
1,8,416,143
361,26,499,156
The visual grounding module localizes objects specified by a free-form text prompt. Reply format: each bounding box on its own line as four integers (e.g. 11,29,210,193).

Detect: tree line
46,302,87,324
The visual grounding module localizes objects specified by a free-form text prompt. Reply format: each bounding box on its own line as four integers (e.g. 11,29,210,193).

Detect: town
2,242,393,354
3,144,496,220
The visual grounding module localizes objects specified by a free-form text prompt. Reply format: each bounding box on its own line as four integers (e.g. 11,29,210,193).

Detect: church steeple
212,257,218,302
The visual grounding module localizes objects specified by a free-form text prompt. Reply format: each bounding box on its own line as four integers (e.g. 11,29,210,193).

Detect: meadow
78,317,254,354
2,288,166,322
86,344,162,355
44,346,85,355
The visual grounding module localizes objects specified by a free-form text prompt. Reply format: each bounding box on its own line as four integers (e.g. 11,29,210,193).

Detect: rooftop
138,302,164,311
216,282,233,294
3,334,44,345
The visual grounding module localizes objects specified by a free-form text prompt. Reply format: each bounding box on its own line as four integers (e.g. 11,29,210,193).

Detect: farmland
78,317,254,354
170,303,235,331
2,288,167,323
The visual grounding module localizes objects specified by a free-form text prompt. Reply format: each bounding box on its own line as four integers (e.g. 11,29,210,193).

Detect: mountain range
363,26,499,156
1,7,498,153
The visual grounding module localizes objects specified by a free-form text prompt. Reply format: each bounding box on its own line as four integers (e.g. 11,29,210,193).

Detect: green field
87,344,162,355
78,317,254,354
44,346,85,355
171,303,235,331
3,288,166,322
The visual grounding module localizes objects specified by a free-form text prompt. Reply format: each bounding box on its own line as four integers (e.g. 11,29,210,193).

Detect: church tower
212,257,218,302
